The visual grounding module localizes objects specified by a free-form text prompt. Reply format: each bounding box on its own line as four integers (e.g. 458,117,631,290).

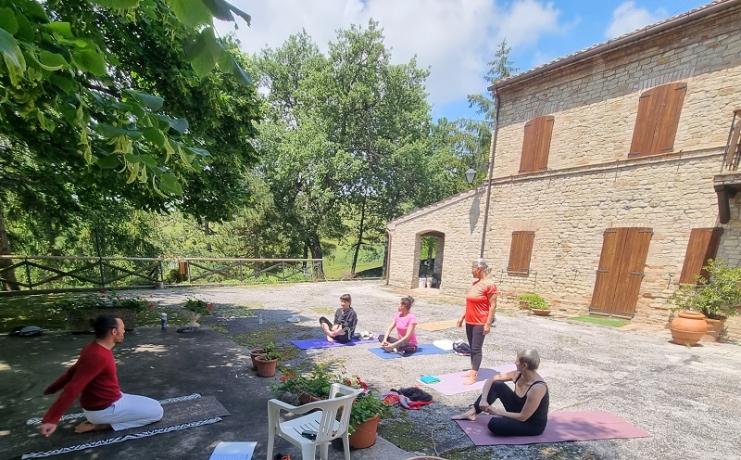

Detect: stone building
385,0,741,339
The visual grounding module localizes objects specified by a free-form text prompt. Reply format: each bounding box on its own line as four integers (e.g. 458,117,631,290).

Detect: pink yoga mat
455,411,650,445
418,364,517,396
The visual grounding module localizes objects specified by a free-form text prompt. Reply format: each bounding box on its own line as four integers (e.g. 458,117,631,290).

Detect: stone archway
412,230,445,289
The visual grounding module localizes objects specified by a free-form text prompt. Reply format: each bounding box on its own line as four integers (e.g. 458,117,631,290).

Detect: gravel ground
139,280,741,460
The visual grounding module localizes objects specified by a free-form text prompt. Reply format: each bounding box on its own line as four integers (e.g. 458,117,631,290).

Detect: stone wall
386,6,741,341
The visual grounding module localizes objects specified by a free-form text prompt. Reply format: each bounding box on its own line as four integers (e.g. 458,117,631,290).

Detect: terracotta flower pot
349,415,380,449
703,317,726,342
249,348,264,370
254,356,278,377
299,392,323,405
519,300,529,310
532,309,551,316
670,311,707,346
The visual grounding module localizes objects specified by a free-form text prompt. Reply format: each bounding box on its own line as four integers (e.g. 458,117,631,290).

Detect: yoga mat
417,319,458,331
418,364,517,396
369,344,450,359
290,337,376,350
20,396,229,459
455,410,650,445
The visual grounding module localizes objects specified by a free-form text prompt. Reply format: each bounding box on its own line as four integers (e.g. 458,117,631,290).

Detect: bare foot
74,422,110,433
325,336,335,342
451,408,477,421
463,371,478,385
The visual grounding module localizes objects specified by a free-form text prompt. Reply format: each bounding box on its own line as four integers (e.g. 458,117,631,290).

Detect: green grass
322,240,383,280
569,315,628,328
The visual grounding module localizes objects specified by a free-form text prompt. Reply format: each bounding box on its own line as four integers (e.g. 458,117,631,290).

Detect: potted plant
61,291,153,332
518,293,550,316
670,260,741,344
272,364,336,404
348,391,389,449
254,342,281,377
183,298,215,328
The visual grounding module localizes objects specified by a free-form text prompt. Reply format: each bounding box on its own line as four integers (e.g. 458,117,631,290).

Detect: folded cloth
419,375,441,384
381,391,433,410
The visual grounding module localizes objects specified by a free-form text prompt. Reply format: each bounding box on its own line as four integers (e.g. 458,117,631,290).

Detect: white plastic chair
267,383,362,460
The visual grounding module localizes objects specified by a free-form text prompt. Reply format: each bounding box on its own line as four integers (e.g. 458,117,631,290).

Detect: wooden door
590,228,653,317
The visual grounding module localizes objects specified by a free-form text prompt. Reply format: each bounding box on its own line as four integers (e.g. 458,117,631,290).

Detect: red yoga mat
455,410,649,445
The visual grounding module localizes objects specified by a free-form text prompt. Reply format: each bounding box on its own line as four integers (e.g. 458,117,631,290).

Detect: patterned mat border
21,416,221,459
25,393,202,426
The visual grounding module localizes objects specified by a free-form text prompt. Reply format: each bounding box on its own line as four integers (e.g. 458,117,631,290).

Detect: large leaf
71,48,106,76
93,0,141,8
185,28,222,78
43,22,74,38
50,74,76,94
0,8,18,35
158,172,184,195
142,127,166,147
202,0,250,25
96,123,142,138
229,56,252,87
166,0,212,27
36,50,68,71
169,117,189,133
125,89,164,111
0,27,26,85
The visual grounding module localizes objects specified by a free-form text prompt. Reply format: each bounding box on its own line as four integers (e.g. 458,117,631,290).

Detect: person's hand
479,403,490,413
381,340,389,347
483,323,491,335
456,318,463,328
39,423,57,437
487,406,503,416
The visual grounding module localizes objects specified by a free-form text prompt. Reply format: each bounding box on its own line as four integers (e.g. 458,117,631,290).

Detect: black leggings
319,317,350,343
378,335,418,356
473,381,546,436
466,324,486,371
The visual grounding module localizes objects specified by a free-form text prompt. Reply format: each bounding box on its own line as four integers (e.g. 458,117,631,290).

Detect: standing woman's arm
483,285,497,335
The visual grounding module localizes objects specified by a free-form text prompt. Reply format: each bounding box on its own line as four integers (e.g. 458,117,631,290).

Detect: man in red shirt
39,315,163,437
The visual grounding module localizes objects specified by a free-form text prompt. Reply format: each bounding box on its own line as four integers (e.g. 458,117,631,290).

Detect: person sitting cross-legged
318,293,358,343
38,315,163,438
378,296,418,356
451,349,549,437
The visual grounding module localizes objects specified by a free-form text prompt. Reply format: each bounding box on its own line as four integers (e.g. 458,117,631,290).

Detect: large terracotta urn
670,311,707,346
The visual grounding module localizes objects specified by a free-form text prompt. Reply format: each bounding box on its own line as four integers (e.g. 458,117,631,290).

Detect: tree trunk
0,202,20,290
350,195,367,278
307,233,325,280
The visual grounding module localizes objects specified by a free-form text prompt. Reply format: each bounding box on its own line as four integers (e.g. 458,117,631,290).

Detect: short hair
517,349,541,370
400,296,415,309
339,293,352,304
472,258,491,274
92,315,120,339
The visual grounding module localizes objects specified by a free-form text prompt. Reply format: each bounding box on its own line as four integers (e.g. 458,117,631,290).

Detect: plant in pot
670,260,741,344
518,293,550,316
182,298,214,328
347,391,389,449
254,342,281,377
272,363,337,405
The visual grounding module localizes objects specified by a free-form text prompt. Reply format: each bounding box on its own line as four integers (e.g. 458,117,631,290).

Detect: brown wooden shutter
519,116,553,173
629,82,686,157
507,231,535,275
679,228,723,284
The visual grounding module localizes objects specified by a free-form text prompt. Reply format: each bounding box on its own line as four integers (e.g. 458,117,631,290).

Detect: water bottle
160,312,168,331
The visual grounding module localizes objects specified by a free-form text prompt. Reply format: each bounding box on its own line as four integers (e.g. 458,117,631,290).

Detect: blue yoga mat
369,344,450,359
290,337,376,350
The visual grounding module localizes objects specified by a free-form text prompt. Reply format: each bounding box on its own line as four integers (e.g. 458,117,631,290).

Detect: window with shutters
629,82,687,157
507,231,535,275
679,228,723,284
519,116,554,173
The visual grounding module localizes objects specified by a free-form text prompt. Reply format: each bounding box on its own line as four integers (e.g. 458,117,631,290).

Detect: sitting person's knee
492,380,508,391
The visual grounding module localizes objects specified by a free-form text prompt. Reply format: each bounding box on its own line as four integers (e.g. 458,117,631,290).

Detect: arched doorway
412,231,445,289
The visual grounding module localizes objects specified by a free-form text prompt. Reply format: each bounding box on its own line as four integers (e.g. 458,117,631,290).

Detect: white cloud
216,1,569,106
605,1,666,39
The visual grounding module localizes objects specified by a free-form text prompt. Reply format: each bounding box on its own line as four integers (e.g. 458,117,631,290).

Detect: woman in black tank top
452,349,549,436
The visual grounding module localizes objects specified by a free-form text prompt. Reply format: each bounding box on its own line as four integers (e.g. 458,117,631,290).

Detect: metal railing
721,109,741,173
0,255,324,294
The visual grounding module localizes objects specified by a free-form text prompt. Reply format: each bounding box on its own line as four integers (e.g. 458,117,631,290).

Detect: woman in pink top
378,296,418,356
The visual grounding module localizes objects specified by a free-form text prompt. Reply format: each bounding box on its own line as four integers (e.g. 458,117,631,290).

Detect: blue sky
218,1,710,121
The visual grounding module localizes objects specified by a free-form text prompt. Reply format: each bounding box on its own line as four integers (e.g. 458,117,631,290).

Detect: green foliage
272,363,339,398
259,341,280,360
348,393,389,434
671,260,741,319
518,293,549,310
57,291,151,313
569,315,628,328
183,298,214,316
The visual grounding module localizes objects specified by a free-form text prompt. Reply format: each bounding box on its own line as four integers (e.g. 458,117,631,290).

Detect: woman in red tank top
457,258,497,385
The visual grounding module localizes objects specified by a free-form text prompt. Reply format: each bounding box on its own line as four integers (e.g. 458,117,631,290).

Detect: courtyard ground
1,280,739,460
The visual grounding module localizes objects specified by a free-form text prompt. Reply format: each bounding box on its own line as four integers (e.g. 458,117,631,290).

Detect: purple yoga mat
455,411,650,445
419,364,517,396
290,337,376,350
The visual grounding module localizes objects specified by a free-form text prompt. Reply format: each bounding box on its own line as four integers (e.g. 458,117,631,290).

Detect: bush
517,293,549,310
348,393,389,434
671,260,741,320
183,298,214,316
272,363,338,398
57,291,151,313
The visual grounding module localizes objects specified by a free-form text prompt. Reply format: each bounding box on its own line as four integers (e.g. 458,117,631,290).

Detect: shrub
671,260,741,320
517,293,549,310
183,298,215,316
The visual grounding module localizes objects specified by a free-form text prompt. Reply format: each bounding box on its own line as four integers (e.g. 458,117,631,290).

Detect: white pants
83,393,163,431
